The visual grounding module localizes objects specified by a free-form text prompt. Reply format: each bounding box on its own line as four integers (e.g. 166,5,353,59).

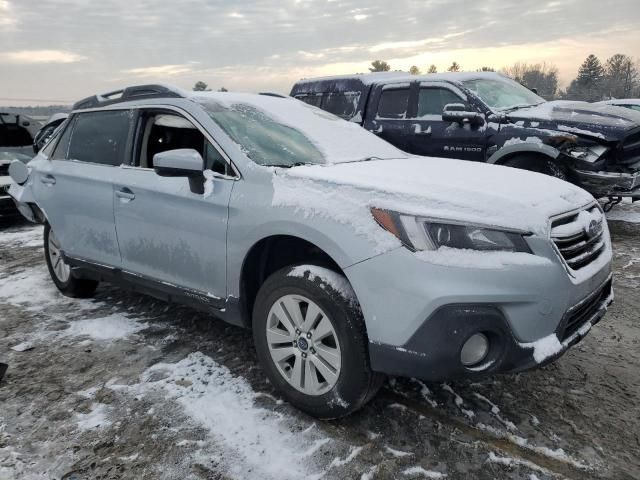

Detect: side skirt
62,254,244,327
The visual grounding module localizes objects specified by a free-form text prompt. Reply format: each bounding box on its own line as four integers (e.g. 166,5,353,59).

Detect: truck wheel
44,223,98,298
252,265,383,419
503,154,567,181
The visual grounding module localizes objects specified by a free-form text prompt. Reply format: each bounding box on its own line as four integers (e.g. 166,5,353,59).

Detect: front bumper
345,233,613,381
367,276,612,381
572,168,640,199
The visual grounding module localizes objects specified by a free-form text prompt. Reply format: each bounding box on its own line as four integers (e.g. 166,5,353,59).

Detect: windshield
197,94,405,167
462,77,545,111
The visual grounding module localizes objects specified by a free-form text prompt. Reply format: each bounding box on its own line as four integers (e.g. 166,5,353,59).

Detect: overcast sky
1,0,639,105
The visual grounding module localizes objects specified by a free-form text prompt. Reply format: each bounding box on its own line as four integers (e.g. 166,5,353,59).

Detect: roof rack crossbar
72,84,185,110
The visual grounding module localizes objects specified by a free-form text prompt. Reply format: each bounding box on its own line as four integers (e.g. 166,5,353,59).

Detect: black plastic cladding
72,85,185,110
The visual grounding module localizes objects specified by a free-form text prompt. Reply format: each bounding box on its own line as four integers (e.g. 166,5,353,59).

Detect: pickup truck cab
291,72,640,204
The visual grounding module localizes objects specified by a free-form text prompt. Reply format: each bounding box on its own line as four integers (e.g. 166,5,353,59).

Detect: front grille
618,131,640,167
550,205,606,271
561,279,612,341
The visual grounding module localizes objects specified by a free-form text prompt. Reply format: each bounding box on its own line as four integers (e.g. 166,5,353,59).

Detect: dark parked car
33,113,69,153
0,112,39,157
291,72,640,206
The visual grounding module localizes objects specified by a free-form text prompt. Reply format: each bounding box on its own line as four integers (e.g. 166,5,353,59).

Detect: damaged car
291,72,640,206
9,84,613,418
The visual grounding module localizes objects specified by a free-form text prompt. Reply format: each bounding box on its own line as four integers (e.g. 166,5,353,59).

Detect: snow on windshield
463,77,545,111
193,93,406,166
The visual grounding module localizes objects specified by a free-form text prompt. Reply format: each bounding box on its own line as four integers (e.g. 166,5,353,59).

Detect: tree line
368,54,640,101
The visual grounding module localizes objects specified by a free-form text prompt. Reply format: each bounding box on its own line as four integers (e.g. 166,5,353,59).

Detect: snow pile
288,265,358,304
75,403,111,431
605,198,640,224
518,334,563,364
402,466,447,478
63,313,148,341
128,352,326,480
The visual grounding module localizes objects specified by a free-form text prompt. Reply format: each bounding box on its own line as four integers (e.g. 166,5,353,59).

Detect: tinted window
296,94,323,108
51,119,74,160
418,88,466,116
322,92,360,119
68,110,131,166
377,88,409,119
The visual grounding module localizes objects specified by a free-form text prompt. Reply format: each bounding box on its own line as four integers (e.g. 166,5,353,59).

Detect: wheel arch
488,143,560,165
237,234,352,329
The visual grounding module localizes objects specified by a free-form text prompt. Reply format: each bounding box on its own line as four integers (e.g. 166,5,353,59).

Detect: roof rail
72,84,185,110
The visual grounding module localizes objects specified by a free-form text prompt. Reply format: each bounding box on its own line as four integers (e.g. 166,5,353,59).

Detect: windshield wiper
501,101,545,113
263,162,310,168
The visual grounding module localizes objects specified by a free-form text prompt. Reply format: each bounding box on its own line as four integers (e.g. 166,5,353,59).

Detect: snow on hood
272,157,594,249
510,101,640,142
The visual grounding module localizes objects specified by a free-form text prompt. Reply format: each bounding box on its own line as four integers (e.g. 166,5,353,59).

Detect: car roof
599,99,640,106
292,71,510,88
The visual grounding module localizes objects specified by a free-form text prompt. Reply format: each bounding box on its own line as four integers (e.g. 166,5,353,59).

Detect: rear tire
502,154,567,181
252,265,383,419
44,223,98,298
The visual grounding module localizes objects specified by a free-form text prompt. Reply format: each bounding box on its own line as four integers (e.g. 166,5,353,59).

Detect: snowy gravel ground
0,213,639,480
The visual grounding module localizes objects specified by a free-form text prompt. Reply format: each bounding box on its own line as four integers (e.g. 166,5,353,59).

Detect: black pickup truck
291,72,640,206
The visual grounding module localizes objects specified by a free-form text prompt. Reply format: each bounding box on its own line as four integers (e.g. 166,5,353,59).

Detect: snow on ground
604,198,640,224
0,224,43,248
114,351,328,480
62,313,148,341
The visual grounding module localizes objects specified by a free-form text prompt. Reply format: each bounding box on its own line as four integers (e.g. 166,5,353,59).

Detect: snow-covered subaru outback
9,85,613,418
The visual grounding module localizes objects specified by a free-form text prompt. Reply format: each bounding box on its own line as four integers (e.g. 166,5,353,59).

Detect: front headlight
371,208,531,253
564,144,608,163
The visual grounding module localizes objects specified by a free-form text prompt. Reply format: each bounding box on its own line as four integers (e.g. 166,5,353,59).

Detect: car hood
507,101,640,142
272,156,595,239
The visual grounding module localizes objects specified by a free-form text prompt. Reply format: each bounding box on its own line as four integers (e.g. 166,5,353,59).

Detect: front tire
252,265,383,419
44,223,98,298
503,154,567,181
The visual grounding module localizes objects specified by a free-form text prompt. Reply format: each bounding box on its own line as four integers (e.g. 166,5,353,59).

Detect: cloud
0,0,17,27
123,64,195,77
0,50,87,64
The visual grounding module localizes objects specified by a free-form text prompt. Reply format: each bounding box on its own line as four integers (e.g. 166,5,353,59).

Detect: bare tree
409,65,421,75
502,62,559,99
605,54,638,98
427,64,437,74
447,62,461,72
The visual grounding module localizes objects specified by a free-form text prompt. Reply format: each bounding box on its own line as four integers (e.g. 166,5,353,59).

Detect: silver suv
9,85,614,418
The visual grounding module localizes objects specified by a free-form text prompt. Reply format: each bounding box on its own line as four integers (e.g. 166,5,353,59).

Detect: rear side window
51,119,74,160
418,88,466,116
377,88,409,119
296,94,323,108
322,92,360,119
68,110,131,166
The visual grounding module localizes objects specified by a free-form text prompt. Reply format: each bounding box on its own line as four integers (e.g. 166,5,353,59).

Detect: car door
31,110,131,267
408,82,487,161
363,83,413,151
112,107,235,300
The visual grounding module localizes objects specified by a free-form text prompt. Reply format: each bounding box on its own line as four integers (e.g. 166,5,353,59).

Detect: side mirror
9,159,30,185
442,104,484,127
153,149,204,177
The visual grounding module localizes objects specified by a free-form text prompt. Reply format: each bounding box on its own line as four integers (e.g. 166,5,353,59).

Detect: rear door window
418,88,467,117
68,110,131,166
296,94,323,108
377,88,410,119
322,92,360,119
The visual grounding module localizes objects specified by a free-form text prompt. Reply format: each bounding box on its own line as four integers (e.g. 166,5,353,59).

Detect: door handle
115,188,135,201
40,175,56,185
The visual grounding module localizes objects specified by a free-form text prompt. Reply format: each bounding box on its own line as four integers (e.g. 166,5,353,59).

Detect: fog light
460,333,489,367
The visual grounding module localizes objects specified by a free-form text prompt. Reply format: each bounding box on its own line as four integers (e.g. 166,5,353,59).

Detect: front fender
488,143,560,164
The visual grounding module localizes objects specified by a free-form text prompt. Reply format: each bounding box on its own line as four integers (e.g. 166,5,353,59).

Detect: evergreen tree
477,66,495,72
369,60,391,72
565,55,606,101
